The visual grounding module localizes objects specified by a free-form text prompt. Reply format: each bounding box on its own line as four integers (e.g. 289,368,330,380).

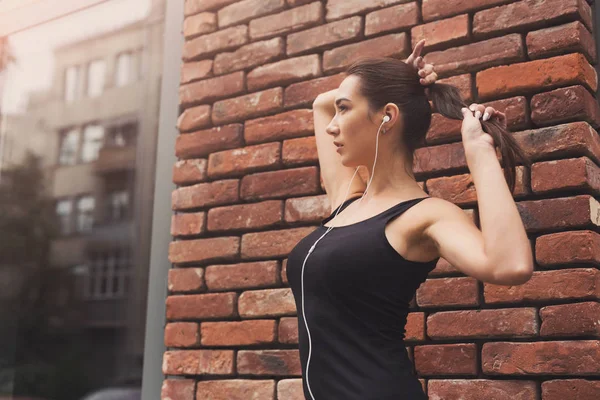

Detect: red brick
437,73,472,102
405,312,426,341
429,256,461,276
241,227,316,259
162,349,234,375
240,167,319,201
286,16,362,56
532,157,600,195
213,37,284,75
425,113,463,144
422,0,513,22
171,212,206,236
535,230,600,267
542,379,600,400
184,0,237,15
286,0,314,6
182,25,248,61
365,2,419,37
427,308,538,339
179,71,244,107
238,288,296,318
176,124,244,160
413,141,466,175
237,349,301,375
247,54,321,92
183,12,217,40
414,344,477,375
484,96,530,131
284,73,345,107
476,52,597,101
527,21,596,64
196,380,276,399
173,159,208,185
169,237,240,265
218,0,285,29
166,292,237,320
424,34,524,77
473,0,592,37
207,142,281,179
416,277,480,308
181,60,213,84
249,2,323,41
172,179,239,210
282,136,317,166
540,301,600,337
531,85,600,128
165,322,201,347
284,194,330,224
201,320,276,346
411,14,470,51
325,0,413,21
212,87,283,125
161,379,195,400
484,268,600,304
428,379,537,400
245,109,313,145
205,261,280,291
177,105,211,133
168,268,206,293
515,195,600,233
323,33,409,74
207,200,283,231
278,317,298,344
482,340,600,375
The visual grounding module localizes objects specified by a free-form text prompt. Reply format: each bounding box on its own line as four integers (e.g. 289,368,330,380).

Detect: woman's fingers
469,103,486,120
406,39,426,67
420,71,437,85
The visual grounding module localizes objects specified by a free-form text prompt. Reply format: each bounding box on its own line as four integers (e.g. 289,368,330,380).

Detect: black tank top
286,195,439,400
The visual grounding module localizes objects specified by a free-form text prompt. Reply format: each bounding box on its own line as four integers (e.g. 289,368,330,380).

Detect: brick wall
162,0,600,399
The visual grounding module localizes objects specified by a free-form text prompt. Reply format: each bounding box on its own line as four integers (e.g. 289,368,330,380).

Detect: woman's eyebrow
335,97,351,106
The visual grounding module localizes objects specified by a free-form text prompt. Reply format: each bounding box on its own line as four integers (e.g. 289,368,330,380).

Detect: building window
106,121,137,147
115,52,132,87
56,199,73,235
86,248,130,299
106,190,130,222
75,195,95,232
58,128,79,165
87,59,106,97
81,124,104,162
64,65,79,103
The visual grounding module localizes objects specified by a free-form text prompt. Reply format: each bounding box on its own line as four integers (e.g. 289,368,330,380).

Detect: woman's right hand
405,39,438,86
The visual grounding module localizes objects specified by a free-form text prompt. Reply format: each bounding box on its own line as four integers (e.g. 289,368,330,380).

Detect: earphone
299,113,388,400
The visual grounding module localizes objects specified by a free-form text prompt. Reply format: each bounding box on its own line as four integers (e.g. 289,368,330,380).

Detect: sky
1,0,151,114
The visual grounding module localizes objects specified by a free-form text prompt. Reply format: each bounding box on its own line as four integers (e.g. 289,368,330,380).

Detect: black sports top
286,195,439,400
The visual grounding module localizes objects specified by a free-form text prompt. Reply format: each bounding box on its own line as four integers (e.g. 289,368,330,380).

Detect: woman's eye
338,105,346,112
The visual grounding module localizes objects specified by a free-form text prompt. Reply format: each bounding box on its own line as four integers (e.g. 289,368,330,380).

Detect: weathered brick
413,141,466,175
422,0,513,22
179,71,244,107
207,142,281,179
172,179,239,210
240,167,319,201
213,37,284,75
323,33,409,74
218,0,285,29
177,105,211,133
196,380,276,399
326,0,412,21
476,52,597,101
245,109,314,144
484,268,600,304
542,379,600,400
171,212,206,236
535,230,600,267
176,124,244,160
414,344,478,375
416,277,480,308
540,302,600,337
405,312,426,341
169,237,240,265
181,60,213,84
237,349,301,375
473,0,592,37
532,157,600,195
437,73,472,102
527,21,596,63
484,96,530,131
247,54,321,92
207,200,283,232
427,308,538,339
168,268,206,293
212,87,283,125
428,380,537,399
365,2,419,37
278,317,298,344
184,0,237,15
166,292,237,320
249,1,323,40
425,113,463,144
531,85,600,128
163,349,234,375
161,379,195,400
165,322,201,347
424,34,524,77
284,194,330,224
182,25,248,61
201,320,276,345
173,159,208,185
284,73,345,108
411,14,469,51
241,227,316,259
287,16,362,56
205,261,280,291
282,136,317,166
183,12,217,40
482,340,600,375
515,195,600,233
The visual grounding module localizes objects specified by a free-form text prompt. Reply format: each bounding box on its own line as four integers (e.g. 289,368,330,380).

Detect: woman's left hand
461,103,505,151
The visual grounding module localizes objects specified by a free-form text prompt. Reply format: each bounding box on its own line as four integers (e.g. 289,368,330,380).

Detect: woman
285,39,534,399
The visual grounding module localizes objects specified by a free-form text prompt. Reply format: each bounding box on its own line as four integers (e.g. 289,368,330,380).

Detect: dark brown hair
344,56,531,193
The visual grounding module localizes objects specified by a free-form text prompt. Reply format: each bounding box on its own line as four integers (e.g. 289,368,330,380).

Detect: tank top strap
322,195,363,225
377,196,431,224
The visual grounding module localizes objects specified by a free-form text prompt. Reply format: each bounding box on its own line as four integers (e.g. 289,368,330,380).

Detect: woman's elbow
492,264,533,286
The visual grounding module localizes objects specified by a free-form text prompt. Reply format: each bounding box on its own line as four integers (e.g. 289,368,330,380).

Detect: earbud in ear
383,115,390,122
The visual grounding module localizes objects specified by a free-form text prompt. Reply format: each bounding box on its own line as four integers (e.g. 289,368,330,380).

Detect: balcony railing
94,145,136,173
